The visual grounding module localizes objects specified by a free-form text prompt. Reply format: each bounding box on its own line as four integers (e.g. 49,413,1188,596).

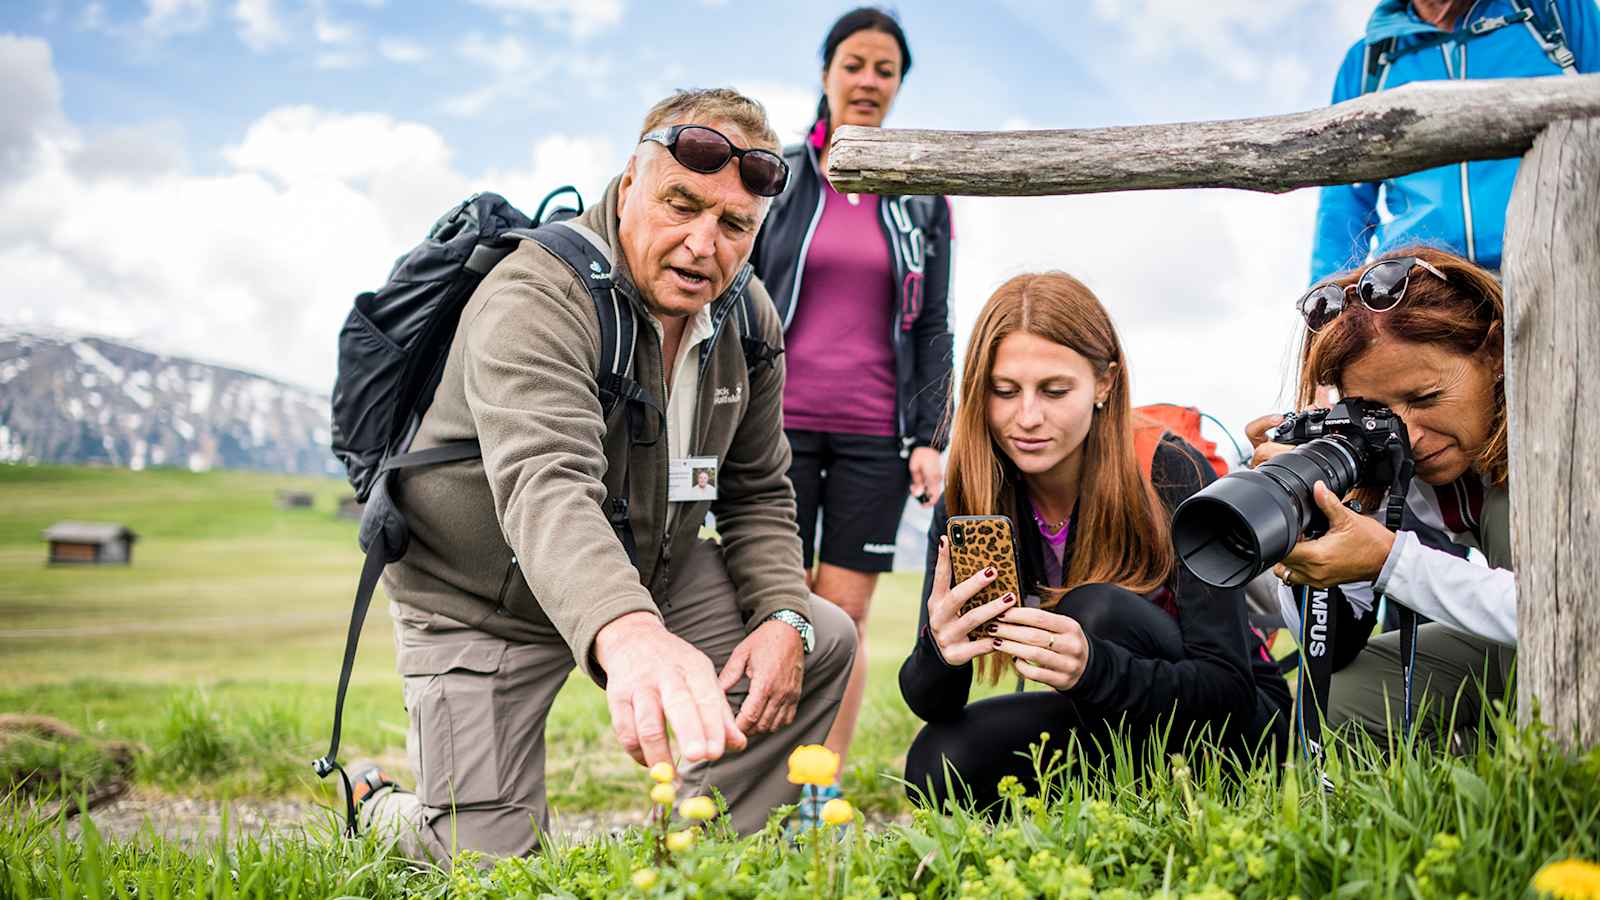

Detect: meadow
4,463,1598,898
0,463,942,814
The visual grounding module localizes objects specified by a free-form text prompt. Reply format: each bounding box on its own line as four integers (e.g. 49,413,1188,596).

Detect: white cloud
0,45,620,392
466,0,623,39
315,50,364,70
232,0,287,51
378,37,428,63
443,35,607,119
314,13,357,44
68,121,188,181
734,81,818,145
142,0,209,37
0,34,66,179
950,186,1317,446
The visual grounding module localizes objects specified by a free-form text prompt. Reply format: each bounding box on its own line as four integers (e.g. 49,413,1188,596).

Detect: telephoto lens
1169,399,1408,589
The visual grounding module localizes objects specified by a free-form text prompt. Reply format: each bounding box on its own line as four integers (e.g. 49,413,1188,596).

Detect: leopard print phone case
946,515,1022,640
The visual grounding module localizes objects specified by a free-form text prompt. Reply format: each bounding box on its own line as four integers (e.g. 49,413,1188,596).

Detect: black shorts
785,429,910,573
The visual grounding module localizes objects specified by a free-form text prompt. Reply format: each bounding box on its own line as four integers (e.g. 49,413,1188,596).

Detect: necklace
846,192,860,206
1031,506,1069,533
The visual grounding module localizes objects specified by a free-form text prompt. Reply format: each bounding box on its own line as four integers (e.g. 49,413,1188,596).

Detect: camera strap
1295,584,1337,765
1381,433,1418,740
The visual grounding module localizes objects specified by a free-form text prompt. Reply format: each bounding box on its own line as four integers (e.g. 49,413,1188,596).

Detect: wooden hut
41,522,138,566
276,490,315,510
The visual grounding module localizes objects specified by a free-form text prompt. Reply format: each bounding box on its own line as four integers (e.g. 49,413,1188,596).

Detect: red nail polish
1003,593,1016,604
983,567,996,578
992,638,1002,648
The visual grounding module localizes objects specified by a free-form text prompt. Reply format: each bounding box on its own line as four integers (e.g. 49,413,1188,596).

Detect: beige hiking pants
363,537,855,863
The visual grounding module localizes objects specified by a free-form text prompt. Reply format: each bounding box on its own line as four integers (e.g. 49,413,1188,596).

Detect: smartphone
946,515,1023,640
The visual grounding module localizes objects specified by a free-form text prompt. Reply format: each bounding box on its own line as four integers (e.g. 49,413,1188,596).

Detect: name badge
669,456,719,502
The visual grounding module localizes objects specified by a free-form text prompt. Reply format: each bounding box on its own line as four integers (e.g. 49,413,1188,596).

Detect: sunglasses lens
739,151,789,197
1299,286,1345,332
1360,260,1410,310
672,126,734,174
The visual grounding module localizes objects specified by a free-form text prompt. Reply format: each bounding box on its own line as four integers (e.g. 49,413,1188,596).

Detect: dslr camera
1172,398,1411,589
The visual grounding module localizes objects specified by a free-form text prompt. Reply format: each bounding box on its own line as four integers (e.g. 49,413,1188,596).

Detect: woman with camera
1248,246,1513,743
898,272,1291,812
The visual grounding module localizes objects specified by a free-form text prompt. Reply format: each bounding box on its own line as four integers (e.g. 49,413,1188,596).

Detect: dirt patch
63,791,655,846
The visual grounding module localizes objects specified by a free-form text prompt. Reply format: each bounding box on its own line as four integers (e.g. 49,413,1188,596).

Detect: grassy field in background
0,463,941,814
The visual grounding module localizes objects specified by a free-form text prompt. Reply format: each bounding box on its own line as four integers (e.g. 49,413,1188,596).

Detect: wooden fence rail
825,73,1600,197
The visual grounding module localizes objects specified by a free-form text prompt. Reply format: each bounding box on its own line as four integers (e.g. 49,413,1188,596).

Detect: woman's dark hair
814,7,912,126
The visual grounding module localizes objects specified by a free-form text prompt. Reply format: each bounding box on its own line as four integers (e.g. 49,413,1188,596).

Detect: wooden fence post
1502,118,1600,751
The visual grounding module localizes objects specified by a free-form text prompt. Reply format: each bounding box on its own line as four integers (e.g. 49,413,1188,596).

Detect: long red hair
945,273,1174,683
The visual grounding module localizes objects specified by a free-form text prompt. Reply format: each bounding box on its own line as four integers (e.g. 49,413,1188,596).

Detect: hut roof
40,521,138,544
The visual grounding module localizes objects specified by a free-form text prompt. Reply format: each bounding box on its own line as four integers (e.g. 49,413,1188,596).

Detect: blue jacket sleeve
1310,40,1381,284
1559,0,1600,72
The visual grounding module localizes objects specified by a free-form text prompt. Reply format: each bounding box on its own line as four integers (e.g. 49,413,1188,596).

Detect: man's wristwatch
764,609,815,654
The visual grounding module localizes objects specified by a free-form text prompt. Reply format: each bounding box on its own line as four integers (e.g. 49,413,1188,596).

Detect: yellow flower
821,797,854,826
786,744,840,786
666,829,696,852
650,783,676,806
680,795,717,821
631,867,658,890
1534,859,1600,899
649,761,675,784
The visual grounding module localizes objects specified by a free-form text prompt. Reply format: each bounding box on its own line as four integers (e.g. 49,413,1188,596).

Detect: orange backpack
1132,403,1230,479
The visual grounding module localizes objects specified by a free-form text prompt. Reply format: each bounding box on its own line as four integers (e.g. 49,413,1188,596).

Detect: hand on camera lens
927,536,1014,666
1274,481,1398,588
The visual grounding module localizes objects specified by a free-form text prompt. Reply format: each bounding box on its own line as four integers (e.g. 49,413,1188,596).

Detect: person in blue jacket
1310,0,1600,283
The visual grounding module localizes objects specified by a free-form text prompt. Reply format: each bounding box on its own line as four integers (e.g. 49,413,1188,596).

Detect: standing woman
752,7,956,776
900,273,1290,812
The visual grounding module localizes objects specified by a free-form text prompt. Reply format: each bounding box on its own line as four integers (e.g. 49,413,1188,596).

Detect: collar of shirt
663,303,716,462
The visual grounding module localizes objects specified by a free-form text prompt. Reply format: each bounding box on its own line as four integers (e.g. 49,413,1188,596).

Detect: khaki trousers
1328,623,1513,747
364,538,856,863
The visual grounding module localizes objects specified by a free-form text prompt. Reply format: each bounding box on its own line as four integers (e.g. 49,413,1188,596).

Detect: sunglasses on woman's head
639,124,790,198
1297,256,1449,333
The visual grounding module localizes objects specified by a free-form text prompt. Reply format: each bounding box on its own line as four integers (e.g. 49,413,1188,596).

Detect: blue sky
2,0,1381,450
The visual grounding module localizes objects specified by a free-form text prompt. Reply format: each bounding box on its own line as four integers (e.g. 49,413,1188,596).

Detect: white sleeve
1373,530,1518,646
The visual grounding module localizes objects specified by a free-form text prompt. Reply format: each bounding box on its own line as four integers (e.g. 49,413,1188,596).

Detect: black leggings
904,583,1223,813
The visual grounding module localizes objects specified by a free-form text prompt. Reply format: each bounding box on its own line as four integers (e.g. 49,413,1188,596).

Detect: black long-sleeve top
899,436,1284,740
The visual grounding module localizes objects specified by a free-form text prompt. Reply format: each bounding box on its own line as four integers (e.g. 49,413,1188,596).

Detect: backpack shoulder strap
1361,36,1399,94
1510,0,1578,72
512,222,642,418
732,278,784,376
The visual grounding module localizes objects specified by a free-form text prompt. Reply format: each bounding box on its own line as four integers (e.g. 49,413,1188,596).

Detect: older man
358,88,855,861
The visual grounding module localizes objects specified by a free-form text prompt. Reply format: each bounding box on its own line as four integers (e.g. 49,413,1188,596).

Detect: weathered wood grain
1503,118,1600,751
826,74,1600,196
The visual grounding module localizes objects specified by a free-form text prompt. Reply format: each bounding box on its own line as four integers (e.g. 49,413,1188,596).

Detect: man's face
616,121,769,318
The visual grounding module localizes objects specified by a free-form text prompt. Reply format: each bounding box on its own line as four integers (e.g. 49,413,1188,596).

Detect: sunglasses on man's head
639,124,790,198
1297,256,1449,333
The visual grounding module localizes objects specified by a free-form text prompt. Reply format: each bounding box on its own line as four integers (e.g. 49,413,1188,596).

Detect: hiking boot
336,760,397,817
786,782,844,837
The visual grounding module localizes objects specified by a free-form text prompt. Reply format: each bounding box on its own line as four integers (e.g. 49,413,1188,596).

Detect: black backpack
315,187,778,832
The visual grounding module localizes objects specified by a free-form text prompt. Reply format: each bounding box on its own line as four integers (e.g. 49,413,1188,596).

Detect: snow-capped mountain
0,329,339,477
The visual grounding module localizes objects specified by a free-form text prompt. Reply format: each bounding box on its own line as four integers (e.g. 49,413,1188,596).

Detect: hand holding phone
925,516,1022,666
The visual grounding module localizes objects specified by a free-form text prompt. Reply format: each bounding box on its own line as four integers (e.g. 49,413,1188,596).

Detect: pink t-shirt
781,183,898,436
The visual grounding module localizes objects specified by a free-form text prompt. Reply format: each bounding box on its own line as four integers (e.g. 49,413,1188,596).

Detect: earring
1495,373,1504,383
1095,400,1105,410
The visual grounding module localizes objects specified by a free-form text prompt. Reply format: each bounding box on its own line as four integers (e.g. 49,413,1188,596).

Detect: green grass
0,463,945,813
5,711,1598,898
